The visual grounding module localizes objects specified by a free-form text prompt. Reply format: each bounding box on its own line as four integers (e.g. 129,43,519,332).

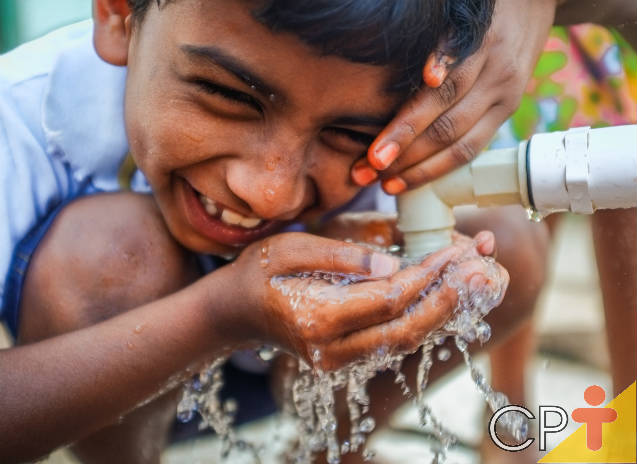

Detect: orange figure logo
571,385,618,451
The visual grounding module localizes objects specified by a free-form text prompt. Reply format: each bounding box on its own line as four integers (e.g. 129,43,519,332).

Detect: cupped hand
232,231,504,371
351,0,558,194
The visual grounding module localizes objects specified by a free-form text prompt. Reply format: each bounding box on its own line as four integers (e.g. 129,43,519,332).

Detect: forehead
137,0,400,118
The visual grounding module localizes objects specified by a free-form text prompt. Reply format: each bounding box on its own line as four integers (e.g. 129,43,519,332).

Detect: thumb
265,233,400,278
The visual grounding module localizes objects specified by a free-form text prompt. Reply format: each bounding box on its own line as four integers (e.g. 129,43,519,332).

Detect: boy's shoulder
0,21,134,322
0,20,131,193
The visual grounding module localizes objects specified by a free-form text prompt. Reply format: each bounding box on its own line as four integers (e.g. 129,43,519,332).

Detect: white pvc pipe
398,124,637,257
527,125,637,215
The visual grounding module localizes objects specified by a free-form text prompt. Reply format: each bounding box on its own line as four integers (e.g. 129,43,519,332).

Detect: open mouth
180,178,285,247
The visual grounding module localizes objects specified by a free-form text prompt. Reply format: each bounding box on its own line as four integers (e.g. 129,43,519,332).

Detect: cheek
126,96,225,180
311,153,361,210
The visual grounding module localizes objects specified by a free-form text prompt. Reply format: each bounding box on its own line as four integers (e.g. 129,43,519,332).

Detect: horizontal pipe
398,125,637,257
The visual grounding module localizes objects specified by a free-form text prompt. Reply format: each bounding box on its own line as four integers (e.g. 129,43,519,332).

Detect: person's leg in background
592,208,637,396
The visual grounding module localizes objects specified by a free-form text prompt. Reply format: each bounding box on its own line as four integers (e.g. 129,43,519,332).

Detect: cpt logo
488,382,636,463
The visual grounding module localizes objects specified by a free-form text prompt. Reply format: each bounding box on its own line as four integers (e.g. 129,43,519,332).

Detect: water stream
177,245,527,463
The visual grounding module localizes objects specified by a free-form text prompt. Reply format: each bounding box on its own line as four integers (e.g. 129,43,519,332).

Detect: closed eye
320,127,376,155
324,127,375,146
192,78,263,114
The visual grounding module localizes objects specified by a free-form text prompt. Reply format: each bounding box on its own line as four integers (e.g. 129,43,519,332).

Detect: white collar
42,21,129,191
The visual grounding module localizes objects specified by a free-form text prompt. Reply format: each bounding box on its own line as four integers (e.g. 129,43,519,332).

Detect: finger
308,244,464,342
365,51,486,173
319,259,509,370
350,158,378,187
265,233,400,279
377,89,492,179
375,61,505,181
474,231,496,257
451,230,495,257
319,281,456,370
423,51,454,88
386,104,510,191
375,48,524,183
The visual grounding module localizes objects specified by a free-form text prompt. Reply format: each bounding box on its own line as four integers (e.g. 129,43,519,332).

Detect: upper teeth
198,194,263,229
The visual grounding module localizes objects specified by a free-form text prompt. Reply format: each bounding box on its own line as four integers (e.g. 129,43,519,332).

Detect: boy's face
120,0,400,256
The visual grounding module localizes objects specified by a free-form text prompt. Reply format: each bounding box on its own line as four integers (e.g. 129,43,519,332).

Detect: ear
93,0,132,66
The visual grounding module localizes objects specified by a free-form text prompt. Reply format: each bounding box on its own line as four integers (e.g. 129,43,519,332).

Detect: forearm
0,272,239,462
555,0,637,49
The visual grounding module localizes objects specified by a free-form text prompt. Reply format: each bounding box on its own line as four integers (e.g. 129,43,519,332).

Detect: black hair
127,0,494,95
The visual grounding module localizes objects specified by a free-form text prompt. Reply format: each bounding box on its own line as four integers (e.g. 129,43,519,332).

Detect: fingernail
351,162,378,186
370,253,399,278
382,176,407,195
474,231,495,255
424,63,445,88
370,141,400,170
423,52,448,88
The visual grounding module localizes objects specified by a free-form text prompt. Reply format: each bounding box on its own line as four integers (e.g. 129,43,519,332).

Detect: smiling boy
0,1,550,462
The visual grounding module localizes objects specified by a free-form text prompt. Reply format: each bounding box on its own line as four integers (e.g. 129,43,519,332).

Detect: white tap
398,125,637,257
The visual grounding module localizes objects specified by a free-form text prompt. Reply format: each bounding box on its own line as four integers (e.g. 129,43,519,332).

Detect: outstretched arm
0,273,236,462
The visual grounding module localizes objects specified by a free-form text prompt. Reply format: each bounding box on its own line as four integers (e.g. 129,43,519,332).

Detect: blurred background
0,0,90,53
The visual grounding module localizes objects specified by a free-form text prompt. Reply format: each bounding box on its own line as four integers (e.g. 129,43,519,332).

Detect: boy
0,1,548,462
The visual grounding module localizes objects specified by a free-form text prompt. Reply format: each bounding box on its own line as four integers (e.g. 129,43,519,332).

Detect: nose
225,141,314,221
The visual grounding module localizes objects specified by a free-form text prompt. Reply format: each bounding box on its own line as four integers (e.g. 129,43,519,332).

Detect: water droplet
134,323,145,334
359,417,375,433
526,207,544,222
264,188,275,201
268,93,276,102
257,345,278,361
265,159,276,171
387,244,401,254
260,246,269,268
362,449,376,461
476,321,492,344
223,399,238,414
177,408,195,423
437,348,451,361
126,341,135,350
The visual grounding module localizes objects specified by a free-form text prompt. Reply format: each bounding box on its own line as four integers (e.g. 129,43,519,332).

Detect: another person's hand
350,0,557,194
231,231,505,370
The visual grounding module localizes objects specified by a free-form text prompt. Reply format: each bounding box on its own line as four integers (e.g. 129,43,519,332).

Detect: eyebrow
180,44,396,129
180,44,281,100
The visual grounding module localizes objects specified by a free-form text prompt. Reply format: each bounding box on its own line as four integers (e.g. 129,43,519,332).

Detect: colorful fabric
493,24,636,148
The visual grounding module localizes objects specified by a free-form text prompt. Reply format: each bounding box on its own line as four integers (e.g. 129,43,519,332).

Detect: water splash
177,358,262,462
178,245,526,463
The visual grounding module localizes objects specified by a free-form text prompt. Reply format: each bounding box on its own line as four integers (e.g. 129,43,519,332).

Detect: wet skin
122,0,400,255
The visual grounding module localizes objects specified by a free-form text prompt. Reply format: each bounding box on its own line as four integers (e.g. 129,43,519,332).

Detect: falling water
177,244,526,463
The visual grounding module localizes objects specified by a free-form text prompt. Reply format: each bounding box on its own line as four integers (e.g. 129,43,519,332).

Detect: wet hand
232,231,504,371
319,238,508,370
350,0,557,193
